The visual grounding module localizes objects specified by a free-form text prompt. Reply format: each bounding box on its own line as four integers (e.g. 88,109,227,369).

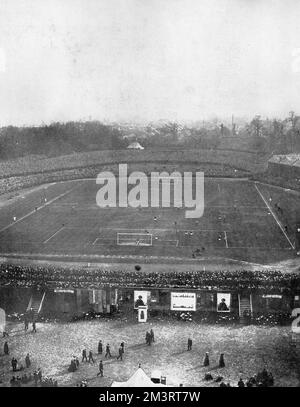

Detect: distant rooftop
127,141,144,150
269,154,300,167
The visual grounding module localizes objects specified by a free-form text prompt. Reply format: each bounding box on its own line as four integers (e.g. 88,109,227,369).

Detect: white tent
111,367,165,387
127,141,144,150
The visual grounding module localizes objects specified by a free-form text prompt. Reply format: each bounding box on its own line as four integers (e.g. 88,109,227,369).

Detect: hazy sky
1,0,300,126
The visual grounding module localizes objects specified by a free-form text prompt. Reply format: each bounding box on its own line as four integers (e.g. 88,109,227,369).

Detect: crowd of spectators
3,346,58,387
0,166,101,196
253,173,300,192
9,371,58,387
0,162,249,197
211,368,274,387
0,149,258,179
0,263,298,292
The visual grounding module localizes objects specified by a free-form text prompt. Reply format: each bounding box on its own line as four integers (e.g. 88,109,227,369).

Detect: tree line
0,121,127,159
0,113,299,160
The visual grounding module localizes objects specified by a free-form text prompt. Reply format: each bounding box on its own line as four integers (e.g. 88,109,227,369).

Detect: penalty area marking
254,183,295,250
92,237,115,246
43,227,65,244
92,237,179,247
92,237,105,245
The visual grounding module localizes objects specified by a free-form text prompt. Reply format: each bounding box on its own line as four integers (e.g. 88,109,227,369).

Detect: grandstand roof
269,154,300,167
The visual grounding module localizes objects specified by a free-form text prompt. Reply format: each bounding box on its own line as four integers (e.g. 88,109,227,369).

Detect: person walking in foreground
25,354,31,368
204,352,210,366
117,346,123,361
4,341,9,355
88,350,95,363
187,337,192,351
105,344,112,358
146,331,152,346
97,360,103,377
11,357,17,372
82,349,88,362
98,340,103,354
219,353,225,368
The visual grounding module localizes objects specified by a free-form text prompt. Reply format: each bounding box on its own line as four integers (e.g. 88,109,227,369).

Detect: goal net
117,232,153,246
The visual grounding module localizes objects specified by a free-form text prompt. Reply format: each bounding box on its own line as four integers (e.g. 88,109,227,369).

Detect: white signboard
138,306,148,322
171,292,196,311
0,308,5,333
217,293,231,312
134,291,151,309
262,294,282,299
54,289,75,293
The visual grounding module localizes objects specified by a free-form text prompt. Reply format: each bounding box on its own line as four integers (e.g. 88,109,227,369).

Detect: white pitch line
93,242,113,246
43,227,65,244
79,205,266,209
52,203,78,206
0,184,81,234
99,227,220,233
221,246,292,250
224,230,228,248
92,237,102,245
254,183,295,250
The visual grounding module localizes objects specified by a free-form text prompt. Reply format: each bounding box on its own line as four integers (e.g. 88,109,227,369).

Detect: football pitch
0,178,296,265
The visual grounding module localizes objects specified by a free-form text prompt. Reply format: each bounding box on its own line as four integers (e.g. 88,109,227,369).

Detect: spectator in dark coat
204,352,209,366
88,350,95,363
4,341,9,355
82,349,88,362
68,359,76,372
11,357,17,372
219,353,225,368
105,344,112,358
25,354,31,368
117,346,123,361
146,331,152,346
98,340,103,354
121,341,125,354
238,378,245,387
97,360,103,377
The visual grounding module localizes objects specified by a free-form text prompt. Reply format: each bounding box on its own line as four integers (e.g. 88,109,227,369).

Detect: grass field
0,319,299,387
0,177,298,265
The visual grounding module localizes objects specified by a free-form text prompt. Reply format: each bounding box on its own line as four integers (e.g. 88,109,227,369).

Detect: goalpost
117,232,153,246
